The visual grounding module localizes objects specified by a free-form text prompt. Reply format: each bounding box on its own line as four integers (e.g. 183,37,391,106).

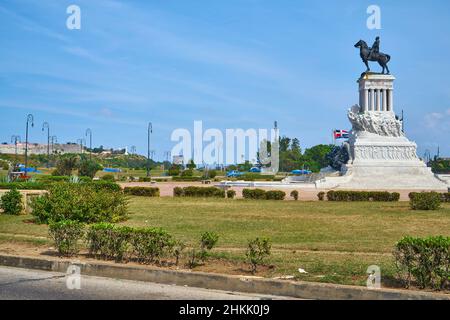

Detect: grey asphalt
0,266,292,300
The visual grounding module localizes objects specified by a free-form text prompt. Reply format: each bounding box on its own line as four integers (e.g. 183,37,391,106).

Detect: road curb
0,253,448,300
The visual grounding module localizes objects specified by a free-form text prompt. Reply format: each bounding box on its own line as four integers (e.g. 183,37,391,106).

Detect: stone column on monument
364,89,369,112
382,89,387,111
370,89,375,111
389,89,394,112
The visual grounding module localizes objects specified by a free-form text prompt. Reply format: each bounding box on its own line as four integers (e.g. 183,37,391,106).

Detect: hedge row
0,180,120,192
173,186,225,198
408,192,443,210
172,176,203,182
242,189,285,200
123,187,160,197
394,236,450,290
0,182,47,190
325,190,400,202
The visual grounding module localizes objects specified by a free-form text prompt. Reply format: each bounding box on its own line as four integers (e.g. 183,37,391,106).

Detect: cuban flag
334,129,350,139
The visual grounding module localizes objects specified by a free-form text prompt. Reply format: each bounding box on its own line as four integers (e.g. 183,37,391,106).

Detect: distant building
173,155,184,165
0,143,81,155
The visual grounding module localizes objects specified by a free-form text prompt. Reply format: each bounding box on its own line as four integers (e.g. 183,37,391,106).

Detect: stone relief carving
347,106,403,137
353,145,418,161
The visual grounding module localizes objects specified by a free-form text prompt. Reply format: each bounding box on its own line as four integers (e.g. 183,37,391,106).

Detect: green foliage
48,220,85,256
326,191,400,202
130,227,174,264
186,159,196,170
317,192,325,201
246,237,271,274
290,190,299,200
0,182,46,190
171,176,202,182
409,192,442,210
173,186,184,197
240,173,275,181
88,181,122,192
101,174,115,181
265,190,286,200
174,186,225,198
430,158,450,174
242,188,266,200
53,154,78,176
181,169,194,177
188,231,219,268
168,165,181,176
30,183,128,224
0,188,23,215
78,158,102,178
123,187,160,197
394,236,450,290
86,223,133,262
226,189,236,199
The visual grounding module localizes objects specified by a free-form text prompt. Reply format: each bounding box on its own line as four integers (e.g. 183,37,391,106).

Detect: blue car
226,170,243,178
249,167,261,173
291,169,312,175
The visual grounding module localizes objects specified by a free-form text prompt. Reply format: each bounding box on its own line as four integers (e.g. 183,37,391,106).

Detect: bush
442,193,450,203
173,187,184,197
290,190,299,201
86,223,133,262
265,190,286,200
394,236,450,290
30,183,128,224
0,182,46,190
242,188,266,200
101,174,115,182
175,186,225,198
88,181,122,192
0,188,23,215
188,231,219,268
409,192,441,210
172,176,202,182
181,170,194,177
226,189,236,199
240,173,275,181
326,190,400,202
131,227,174,264
78,159,102,178
246,238,271,274
168,166,180,176
124,187,160,197
317,192,325,201
49,220,85,256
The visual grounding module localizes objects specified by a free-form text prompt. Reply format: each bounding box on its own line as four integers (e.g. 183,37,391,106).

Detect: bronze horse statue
354,40,391,74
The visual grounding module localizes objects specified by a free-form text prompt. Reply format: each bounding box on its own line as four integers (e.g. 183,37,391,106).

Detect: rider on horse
368,36,380,60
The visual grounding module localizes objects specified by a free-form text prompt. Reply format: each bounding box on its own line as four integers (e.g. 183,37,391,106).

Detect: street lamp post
147,122,152,177
86,128,92,160
50,136,57,154
24,114,34,175
42,122,50,168
11,135,21,162
77,138,85,154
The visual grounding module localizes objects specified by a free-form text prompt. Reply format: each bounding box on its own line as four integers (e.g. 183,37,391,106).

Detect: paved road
0,266,291,300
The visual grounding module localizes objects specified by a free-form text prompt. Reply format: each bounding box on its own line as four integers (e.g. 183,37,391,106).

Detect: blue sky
0,0,449,161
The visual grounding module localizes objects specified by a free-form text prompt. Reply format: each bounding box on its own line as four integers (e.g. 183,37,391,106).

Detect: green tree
78,157,102,178
53,154,78,176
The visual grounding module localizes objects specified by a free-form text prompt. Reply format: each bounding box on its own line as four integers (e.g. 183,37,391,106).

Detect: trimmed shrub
30,183,128,224
0,188,23,215
240,173,275,181
242,188,266,200
0,182,46,190
101,174,115,182
48,220,85,256
124,187,160,197
409,192,441,210
88,181,122,192
172,176,202,182
86,223,133,262
226,189,236,199
290,190,299,201
246,237,271,274
442,193,450,203
317,192,325,201
394,236,450,290
326,190,401,202
173,187,184,197
175,186,225,198
265,190,286,200
130,227,174,264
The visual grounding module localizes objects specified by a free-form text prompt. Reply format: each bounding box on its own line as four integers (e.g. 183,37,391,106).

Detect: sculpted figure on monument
347,108,403,137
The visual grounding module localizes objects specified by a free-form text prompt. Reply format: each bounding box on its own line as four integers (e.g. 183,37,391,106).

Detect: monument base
316,132,448,191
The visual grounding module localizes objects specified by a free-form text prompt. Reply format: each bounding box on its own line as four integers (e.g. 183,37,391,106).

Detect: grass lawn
1,197,450,286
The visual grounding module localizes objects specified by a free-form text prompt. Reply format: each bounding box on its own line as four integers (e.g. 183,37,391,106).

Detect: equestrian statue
354,37,391,74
